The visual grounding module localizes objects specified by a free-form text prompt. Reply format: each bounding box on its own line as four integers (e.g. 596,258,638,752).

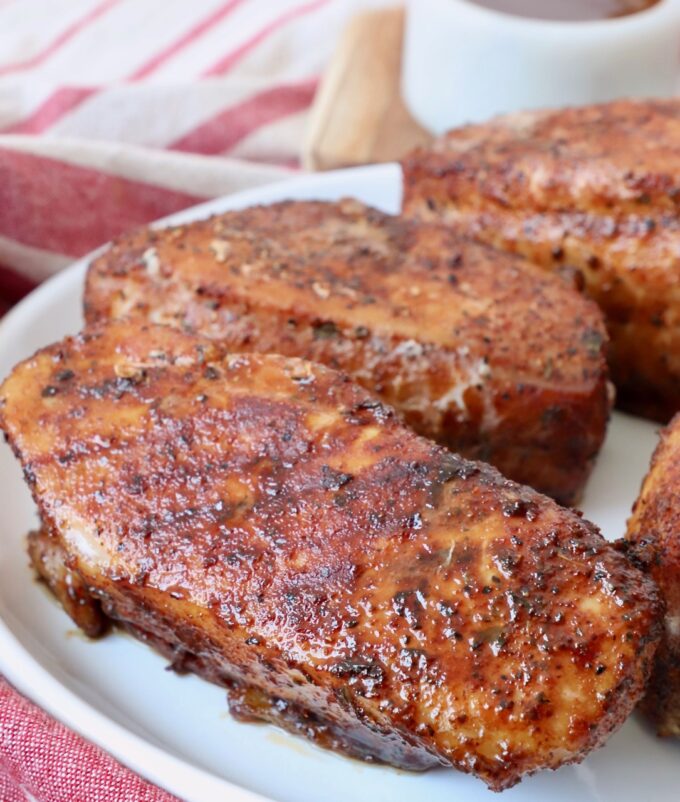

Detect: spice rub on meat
0,322,659,791
624,413,680,736
84,199,611,504
403,98,680,422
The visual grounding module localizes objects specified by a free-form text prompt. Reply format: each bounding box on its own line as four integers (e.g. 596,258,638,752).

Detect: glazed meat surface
84,199,611,504
625,413,680,736
28,527,108,638
402,99,680,422
0,322,659,791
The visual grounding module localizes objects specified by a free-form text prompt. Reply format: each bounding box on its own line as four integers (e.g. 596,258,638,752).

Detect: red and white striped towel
0,0,371,313
0,677,179,801
0,1,379,798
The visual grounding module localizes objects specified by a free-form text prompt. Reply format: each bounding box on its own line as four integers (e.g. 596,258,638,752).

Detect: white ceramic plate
0,163,677,802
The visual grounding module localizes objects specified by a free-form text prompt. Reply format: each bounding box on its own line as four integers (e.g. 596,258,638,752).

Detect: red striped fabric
0,0,119,78
1,0,246,135
0,0,328,143
203,0,330,76
0,772,25,802
128,0,247,80
2,87,99,134
0,677,179,802
170,77,318,154
0,147,208,255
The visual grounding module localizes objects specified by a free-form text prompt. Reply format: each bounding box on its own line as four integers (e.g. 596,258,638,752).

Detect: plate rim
0,162,401,802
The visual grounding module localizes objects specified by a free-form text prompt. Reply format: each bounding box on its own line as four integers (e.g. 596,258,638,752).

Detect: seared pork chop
0,322,659,790
84,199,610,504
403,99,680,422
625,413,680,735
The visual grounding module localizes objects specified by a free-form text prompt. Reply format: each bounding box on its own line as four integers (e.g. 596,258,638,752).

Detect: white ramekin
402,0,680,134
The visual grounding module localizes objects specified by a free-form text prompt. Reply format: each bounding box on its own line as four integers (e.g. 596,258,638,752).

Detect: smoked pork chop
624,413,680,735
84,199,610,504
403,98,680,422
0,322,659,790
